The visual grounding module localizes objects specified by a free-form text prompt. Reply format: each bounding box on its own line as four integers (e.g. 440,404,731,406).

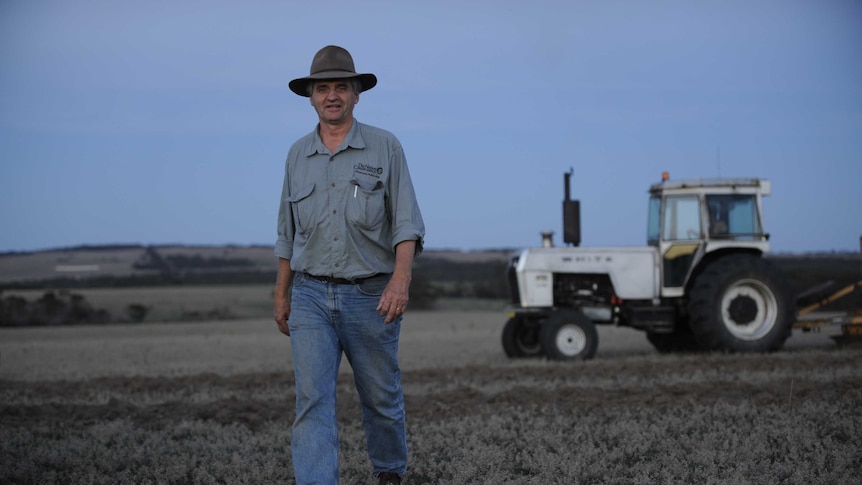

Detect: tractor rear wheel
539,309,598,360
502,315,543,358
687,255,794,352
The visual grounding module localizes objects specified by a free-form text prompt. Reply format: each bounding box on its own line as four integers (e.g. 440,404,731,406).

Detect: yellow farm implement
794,279,862,345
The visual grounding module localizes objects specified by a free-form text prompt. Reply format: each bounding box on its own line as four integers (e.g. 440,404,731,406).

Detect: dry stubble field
1,310,861,484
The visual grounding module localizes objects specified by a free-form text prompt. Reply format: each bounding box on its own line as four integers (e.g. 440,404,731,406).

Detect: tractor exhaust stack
563,170,581,246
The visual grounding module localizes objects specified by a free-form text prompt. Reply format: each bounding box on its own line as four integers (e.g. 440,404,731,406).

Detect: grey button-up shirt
275,120,425,280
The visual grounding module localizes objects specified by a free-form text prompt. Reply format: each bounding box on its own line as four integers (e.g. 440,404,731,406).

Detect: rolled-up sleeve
388,144,425,254
274,157,294,260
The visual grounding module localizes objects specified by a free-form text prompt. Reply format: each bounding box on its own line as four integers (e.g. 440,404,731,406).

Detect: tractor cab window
706,195,762,240
662,195,701,241
647,196,661,245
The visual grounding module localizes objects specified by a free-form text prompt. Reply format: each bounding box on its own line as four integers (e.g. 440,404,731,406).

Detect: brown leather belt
304,273,385,285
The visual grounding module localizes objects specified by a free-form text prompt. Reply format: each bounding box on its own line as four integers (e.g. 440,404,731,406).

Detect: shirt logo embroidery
353,163,383,179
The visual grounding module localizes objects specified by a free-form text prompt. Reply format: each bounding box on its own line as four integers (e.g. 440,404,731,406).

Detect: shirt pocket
347,178,386,231
286,183,316,234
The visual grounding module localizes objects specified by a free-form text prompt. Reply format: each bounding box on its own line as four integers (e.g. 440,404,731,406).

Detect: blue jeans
288,273,407,484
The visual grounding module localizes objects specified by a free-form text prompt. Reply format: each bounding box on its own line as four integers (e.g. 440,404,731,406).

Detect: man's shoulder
289,128,319,152
356,121,401,146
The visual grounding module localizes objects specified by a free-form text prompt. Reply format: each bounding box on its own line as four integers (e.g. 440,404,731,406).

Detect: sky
1,0,860,255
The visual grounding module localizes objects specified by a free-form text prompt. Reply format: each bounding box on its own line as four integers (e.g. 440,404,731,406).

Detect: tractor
503,171,796,360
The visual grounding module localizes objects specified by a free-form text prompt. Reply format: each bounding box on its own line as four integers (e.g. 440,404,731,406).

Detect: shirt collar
305,120,366,157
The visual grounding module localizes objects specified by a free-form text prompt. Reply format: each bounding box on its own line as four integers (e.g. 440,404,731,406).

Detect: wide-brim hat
289,45,377,97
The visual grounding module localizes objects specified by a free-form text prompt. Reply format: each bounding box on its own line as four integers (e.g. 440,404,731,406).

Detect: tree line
0,290,145,327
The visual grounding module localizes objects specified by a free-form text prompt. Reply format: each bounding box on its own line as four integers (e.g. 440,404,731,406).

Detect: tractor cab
646,174,772,297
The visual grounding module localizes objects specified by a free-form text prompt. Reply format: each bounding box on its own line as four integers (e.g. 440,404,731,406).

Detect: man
273,45,425,485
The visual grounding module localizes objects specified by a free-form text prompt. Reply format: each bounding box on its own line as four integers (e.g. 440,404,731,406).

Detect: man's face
310,80,359,126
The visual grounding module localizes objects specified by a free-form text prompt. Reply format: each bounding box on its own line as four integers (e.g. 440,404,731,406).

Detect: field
2,306,861,484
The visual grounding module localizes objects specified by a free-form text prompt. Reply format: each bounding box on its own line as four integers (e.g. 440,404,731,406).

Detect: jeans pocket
356,274,390,296
292,272,308,288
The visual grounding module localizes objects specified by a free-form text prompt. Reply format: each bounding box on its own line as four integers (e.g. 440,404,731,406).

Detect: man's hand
274,258,293,336
377,273,409,324
377,240,417,324
274,297,291,336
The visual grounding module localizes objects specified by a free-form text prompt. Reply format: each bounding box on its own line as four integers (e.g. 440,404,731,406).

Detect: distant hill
0,244,515,286
0,244,276,284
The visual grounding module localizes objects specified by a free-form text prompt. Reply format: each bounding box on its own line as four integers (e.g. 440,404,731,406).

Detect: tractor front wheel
539,309,598,360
